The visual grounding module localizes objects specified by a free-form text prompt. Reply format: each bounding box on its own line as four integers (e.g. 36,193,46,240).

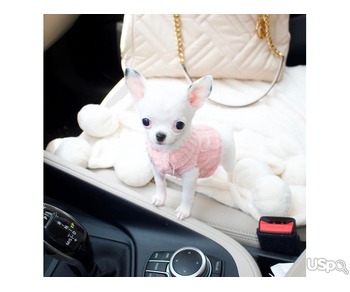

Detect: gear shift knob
44,203,97,276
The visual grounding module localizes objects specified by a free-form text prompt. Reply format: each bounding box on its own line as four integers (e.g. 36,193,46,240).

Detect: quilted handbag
120,14,290,81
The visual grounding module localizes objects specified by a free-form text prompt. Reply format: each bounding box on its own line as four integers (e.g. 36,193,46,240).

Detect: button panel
150,251,172,261
144,248,224,277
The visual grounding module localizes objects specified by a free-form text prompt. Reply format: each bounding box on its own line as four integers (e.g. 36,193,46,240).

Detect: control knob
169,247,212,277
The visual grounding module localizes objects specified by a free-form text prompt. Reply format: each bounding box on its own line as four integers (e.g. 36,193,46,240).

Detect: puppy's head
125,68,212,150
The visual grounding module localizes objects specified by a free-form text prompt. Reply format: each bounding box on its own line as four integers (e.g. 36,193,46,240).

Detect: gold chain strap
173,14,185,65
173,14,193,82
256,14,284,58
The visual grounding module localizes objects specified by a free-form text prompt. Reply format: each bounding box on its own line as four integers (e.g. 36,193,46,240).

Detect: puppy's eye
175,121,185,131
142,118,151,128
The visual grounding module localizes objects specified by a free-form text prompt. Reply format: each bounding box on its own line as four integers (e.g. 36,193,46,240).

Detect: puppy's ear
125,68,146,100
187,75,213,109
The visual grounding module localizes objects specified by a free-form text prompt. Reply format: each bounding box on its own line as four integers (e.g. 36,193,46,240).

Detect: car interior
43,14,306,277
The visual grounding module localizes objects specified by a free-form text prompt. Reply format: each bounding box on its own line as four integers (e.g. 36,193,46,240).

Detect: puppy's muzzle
156,132,167,143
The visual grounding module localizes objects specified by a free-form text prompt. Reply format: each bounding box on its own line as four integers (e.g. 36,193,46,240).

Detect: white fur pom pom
252,175,292,216
54,137,91,168
77,104,119,138
46,138,64,154
114,136,153,187
233,158,292,220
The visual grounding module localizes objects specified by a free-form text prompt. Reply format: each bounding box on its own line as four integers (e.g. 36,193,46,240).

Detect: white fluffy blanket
47,66,306,225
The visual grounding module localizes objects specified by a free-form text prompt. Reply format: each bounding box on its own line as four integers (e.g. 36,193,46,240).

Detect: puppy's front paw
175,204,191,220
152,194,165,206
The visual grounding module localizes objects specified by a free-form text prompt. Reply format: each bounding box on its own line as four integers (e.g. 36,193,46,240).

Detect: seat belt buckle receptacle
257,216,301,256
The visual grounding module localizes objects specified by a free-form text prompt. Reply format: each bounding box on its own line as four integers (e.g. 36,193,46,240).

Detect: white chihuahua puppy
125,68,235,219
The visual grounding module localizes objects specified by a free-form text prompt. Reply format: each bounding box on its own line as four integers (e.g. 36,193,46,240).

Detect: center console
44,152,261,277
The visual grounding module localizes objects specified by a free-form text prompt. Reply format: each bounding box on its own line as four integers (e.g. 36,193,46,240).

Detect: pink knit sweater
146,125,222,178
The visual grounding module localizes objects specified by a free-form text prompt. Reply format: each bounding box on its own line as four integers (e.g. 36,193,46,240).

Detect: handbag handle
173,14,285,107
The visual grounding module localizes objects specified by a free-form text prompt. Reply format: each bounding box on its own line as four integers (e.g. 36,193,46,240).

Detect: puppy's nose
156,132,166,143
